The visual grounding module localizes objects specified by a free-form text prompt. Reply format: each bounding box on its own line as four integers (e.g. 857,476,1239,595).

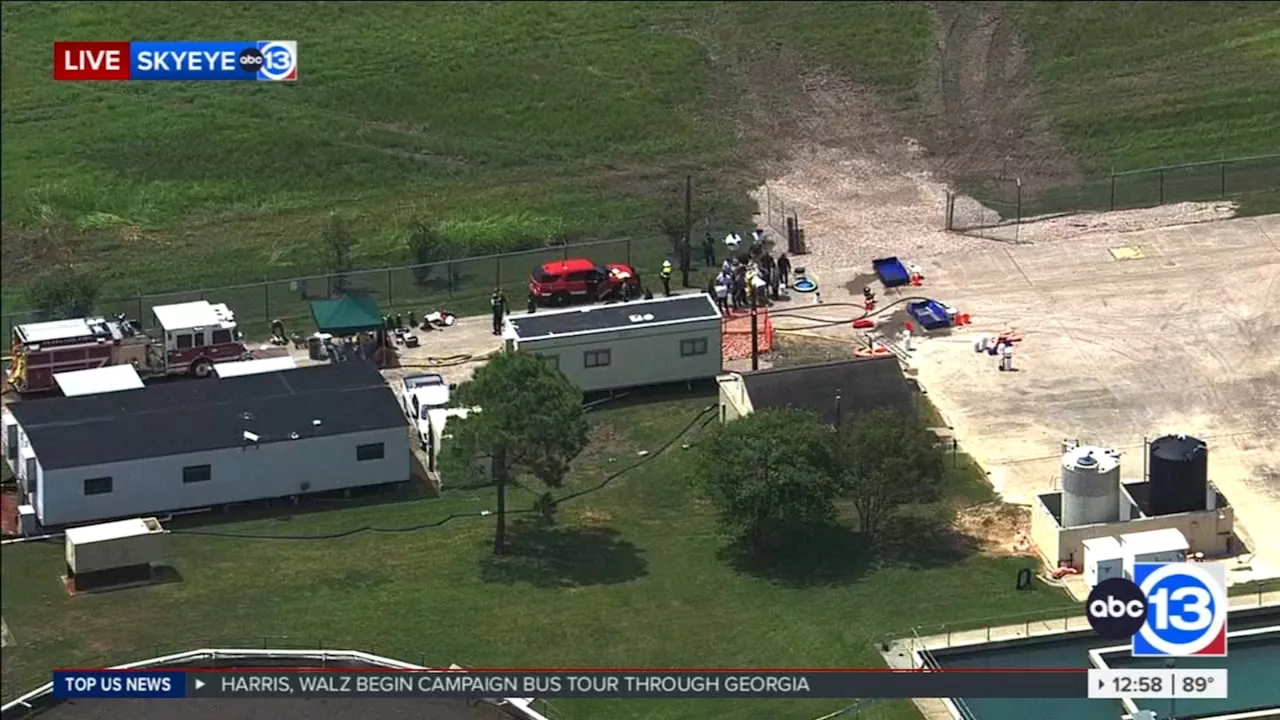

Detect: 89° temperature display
1089,669,1228,699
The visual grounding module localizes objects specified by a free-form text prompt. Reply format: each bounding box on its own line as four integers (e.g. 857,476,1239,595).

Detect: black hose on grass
170,404,718,541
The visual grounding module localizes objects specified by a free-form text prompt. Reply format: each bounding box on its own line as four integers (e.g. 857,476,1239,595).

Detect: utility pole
750,293,760,371
682,174,693,288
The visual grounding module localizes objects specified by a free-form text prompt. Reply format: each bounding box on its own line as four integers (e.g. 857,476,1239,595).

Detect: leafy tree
322,211,356,293
449,350,588,555
831,409,946,537
694,408,838,554
405,218,448,286
26,269,102,320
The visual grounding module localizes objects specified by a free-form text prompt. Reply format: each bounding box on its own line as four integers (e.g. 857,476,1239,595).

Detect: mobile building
6,301,248,394
503,294,722,393
5,361,409,529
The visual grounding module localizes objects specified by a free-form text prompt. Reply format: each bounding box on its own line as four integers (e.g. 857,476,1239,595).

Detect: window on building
543,355,560,371
680,337,709,357
175,334,193,349
192,331,206,347
584,349,611,368
212,329,232,344
83,477,113,495
183,464,212,483
357,443,385,461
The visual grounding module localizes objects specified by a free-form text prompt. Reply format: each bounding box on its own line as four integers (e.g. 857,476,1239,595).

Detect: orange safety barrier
722,308,774,361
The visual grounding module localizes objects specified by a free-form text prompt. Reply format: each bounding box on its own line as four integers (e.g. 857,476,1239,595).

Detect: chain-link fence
762,184,798,240
2,236,689,342
947,153,1280,239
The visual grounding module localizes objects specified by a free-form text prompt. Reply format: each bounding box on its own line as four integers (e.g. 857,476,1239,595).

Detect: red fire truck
6,301,249,394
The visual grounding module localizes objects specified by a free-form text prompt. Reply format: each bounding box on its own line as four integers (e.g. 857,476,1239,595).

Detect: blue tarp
907,300,951,331
873,257,910,287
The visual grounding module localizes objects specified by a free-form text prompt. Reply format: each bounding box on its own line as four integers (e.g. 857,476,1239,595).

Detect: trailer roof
506,294,721,342
54,365,145,397
10,362,404,470
213,355,297,378
152,301,236,331
65,517,162,545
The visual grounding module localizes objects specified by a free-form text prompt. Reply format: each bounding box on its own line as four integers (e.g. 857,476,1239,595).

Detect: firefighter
660,257,673,297
702,232,716,267
490,288,508,335
863,286,876,312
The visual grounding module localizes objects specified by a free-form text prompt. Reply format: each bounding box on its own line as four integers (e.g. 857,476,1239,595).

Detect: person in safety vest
660,258,673,296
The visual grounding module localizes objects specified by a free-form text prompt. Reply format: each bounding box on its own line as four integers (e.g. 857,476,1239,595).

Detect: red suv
528,258,640,306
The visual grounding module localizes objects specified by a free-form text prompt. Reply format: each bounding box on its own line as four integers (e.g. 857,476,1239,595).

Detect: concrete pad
901,215,1280,577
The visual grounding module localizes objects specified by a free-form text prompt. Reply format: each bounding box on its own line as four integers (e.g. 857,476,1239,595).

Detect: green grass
1012,2,1280,172
0,392,1069,718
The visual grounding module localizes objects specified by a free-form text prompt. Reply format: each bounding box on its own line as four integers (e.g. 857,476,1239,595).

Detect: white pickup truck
400,374,451,449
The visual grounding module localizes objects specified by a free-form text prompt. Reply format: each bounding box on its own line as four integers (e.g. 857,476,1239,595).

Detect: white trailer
65,517,167,575
503,294,723,393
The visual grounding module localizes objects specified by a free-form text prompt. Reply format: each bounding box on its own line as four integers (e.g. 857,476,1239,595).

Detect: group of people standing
703,234,792,313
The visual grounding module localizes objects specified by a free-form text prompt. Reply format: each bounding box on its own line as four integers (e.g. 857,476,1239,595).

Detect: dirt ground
954,503,1035,558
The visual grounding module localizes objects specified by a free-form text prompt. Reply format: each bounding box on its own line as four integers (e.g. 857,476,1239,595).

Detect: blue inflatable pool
907,300,951,331
873,257,910,287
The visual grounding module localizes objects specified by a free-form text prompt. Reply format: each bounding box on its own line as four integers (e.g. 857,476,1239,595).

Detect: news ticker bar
55,669,1093,700
1088,669,1229,700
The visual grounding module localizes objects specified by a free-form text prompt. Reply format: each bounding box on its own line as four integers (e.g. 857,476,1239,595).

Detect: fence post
447,262,454,297
494,256,501,288
562,241,569,261
1159,169,1165,205
626,238,632,268
1109,173,1116,211
1220,159,1226,197
264,280,270,322
387,268,393,308
136,294,144,321
1016,178,1023,225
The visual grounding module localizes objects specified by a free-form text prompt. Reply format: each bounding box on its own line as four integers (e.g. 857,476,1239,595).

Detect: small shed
1121,527,1189,565
54,365,145,397
310,295,385,335
1082,536,1126,588
503,294,723,393
65,517,166,592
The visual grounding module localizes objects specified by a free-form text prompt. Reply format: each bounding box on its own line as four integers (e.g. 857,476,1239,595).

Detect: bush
26,269,102,320
437,213,567,256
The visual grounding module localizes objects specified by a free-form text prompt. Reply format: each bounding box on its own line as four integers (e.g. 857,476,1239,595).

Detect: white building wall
36,427,410,527
516,319,722,392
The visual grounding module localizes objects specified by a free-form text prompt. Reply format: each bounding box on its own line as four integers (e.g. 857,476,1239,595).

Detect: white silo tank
1060,446,1122,528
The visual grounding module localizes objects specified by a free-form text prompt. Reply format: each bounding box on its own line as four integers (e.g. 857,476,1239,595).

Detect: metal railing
1,235,675,341
946,152,1280,238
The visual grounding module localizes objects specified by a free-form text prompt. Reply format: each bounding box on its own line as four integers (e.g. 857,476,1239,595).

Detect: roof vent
243,430,259,443
643,313,654,321
241,411,255,421
312,419,322,427
289,432,300,440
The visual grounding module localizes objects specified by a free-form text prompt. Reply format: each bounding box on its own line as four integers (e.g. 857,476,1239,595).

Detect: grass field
0,391,1071,718
5,2,1276,331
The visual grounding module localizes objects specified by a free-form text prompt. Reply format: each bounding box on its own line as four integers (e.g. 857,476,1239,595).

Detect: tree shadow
722,509,982,588
480,519,649,589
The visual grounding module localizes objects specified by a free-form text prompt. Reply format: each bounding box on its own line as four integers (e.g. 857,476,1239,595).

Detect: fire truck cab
150,301,248,379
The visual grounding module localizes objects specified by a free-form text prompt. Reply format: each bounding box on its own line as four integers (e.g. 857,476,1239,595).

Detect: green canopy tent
309,295,385,335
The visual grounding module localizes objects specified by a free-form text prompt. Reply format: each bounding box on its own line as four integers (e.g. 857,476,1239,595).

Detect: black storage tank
1147,434,1208,516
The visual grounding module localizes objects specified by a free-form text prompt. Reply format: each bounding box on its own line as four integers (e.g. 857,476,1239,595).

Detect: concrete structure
717,356,914,425
503,294,722,393
1082,536,1126,588
5,362,410,529
1059,445,1122,528
65,517,166,591
844,214,1280,581
1032,479,1234,570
